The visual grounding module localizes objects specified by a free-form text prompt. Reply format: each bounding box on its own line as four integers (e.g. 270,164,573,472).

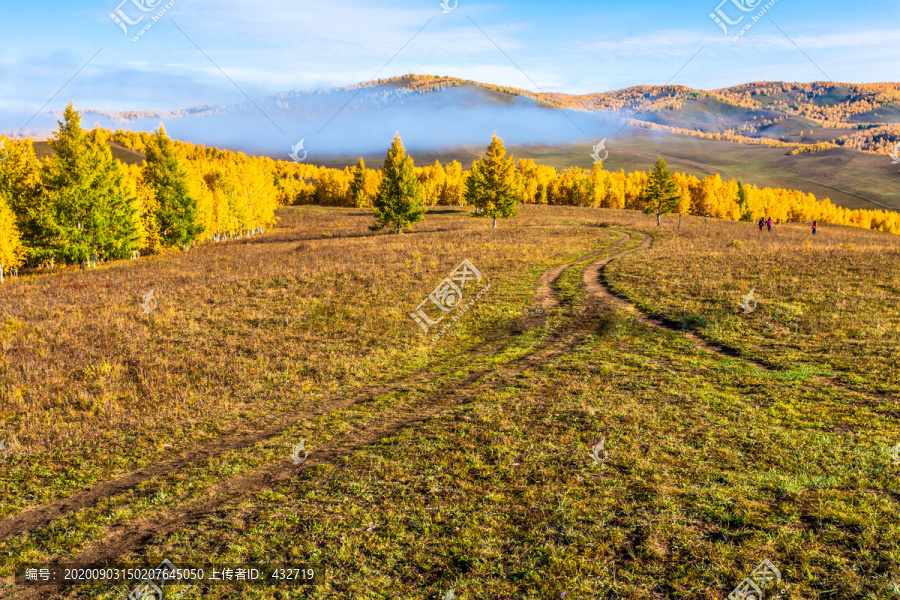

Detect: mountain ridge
28,74,897,158
53,74,900,123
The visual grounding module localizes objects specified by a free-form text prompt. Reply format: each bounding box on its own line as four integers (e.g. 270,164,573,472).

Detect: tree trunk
493,218,497,229
397,223,401,235
657,212,661,226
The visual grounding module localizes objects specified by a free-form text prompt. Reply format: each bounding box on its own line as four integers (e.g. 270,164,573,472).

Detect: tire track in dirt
586,231,770,366
0,235,626,548
0,381,390,538
533,231,629,311
590,230,898,404
16,323,592,600
0,295,537,542
8,235,645,600
0,366,486,543
522,230,630,329
1,361,481,544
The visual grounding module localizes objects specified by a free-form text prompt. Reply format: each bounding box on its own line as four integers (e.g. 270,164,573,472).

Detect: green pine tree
737,179,753,221
38,103,139,265
350,157,368,208
371,133,425,234
144,126,202,250
641,157,681,226
464,133,520,228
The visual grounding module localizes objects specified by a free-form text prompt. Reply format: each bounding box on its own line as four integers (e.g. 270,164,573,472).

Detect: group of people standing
757,217,820,235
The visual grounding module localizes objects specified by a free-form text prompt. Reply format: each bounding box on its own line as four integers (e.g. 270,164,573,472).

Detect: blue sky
0,0,898,116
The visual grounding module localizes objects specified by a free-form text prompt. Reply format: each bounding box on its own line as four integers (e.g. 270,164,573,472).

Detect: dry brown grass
0,205,607,512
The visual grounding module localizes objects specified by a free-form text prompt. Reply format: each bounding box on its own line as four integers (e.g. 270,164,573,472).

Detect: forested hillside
356,76,900,154
0,105,279,277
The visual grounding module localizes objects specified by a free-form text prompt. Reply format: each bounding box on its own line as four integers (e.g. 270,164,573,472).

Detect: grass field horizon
1,204,899,598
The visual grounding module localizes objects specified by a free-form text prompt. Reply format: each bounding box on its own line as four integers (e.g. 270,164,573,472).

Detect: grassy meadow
0,205,899,599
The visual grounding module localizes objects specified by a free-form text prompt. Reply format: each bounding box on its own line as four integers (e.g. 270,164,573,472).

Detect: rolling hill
9,75,900,155
5,75,899,212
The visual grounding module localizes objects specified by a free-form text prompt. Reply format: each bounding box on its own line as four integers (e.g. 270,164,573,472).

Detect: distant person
758,217,765,232
766,217,772,232
812,221,818,235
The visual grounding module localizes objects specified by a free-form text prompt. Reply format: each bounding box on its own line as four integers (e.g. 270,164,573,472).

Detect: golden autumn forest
0,103,898,279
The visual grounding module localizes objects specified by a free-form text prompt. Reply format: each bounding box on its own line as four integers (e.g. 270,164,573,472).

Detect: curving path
7,233,647,600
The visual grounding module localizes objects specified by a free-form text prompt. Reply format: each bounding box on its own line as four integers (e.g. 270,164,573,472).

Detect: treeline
2,110,899,280
0,104,278,278
276,157,465,208
835,124,900,154
291,140,900,235
341,76,900,128
627,120,798,149
108,130,278,244
717,82,900,123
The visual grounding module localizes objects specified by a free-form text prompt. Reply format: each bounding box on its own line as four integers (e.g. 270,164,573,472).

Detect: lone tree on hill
641,157,681,226
350,157,368,208
143,126,202,250
737,179,753,222
371,133,425,234
465,133,520,229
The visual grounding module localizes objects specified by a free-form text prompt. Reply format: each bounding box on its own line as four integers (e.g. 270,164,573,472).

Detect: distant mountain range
4,75,900,161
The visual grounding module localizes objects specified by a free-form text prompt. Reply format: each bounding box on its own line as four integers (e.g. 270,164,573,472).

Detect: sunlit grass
1,206,899,599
